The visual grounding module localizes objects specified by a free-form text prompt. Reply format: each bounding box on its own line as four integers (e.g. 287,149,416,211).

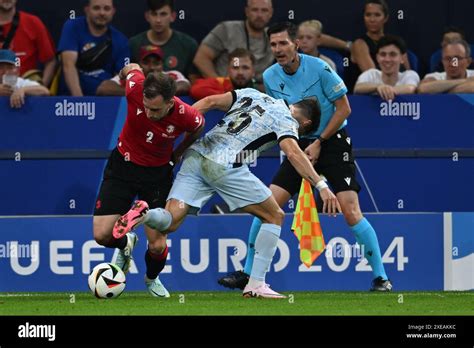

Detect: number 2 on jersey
146,131,154,143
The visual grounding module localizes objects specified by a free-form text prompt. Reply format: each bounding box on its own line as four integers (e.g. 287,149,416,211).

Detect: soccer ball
88,263,126,299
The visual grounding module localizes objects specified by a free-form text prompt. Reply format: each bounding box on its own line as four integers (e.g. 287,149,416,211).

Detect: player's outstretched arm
119,63,142,80
192,92,234,114
280,137,341,215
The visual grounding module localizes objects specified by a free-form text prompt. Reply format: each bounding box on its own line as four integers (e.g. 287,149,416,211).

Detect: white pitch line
0,293,49,297
355,160,379,212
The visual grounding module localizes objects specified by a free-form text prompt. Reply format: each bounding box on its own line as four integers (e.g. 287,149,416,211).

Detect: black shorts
94,148,174,216
272,128,361,196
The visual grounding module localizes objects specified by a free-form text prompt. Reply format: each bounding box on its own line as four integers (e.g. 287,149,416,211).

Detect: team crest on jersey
129,81,136,88
167,56,178,69
166,125,175,134
279,82,285,91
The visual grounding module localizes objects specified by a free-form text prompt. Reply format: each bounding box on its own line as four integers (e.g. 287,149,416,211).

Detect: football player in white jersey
113,88,341,298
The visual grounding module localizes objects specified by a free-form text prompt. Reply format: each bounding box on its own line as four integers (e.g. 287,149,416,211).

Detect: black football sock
109,235,128,250
145,246,168,280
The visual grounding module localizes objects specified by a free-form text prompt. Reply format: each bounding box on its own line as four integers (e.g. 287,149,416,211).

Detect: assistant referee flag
291,179,326,267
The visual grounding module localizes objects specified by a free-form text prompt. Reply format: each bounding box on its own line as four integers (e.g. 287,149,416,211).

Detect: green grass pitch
0,291,472,316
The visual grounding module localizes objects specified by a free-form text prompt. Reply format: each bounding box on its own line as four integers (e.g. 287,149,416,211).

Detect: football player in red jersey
93,63,204,297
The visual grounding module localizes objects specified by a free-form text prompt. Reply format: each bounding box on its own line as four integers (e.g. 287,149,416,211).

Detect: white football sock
248,277,264,288
250,223,281,283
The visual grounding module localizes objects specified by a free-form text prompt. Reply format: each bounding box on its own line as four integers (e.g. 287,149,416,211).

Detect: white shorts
167,150,272,213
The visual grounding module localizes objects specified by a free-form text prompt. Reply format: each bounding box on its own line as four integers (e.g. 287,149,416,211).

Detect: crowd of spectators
0,0,473,109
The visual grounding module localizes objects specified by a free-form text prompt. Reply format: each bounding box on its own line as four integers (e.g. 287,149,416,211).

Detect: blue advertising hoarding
1,95,473,151
1,95,473,215
0,213,446,292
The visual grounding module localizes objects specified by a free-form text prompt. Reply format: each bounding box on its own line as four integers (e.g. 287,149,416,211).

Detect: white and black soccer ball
88,263,126,299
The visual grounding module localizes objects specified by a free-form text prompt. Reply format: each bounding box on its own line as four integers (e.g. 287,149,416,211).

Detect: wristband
316,135,327,143
315,180,328,192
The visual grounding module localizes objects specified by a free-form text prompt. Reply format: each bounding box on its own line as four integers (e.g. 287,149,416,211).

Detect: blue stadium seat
319,47,346,78
429,49,443,72
406,49,419,73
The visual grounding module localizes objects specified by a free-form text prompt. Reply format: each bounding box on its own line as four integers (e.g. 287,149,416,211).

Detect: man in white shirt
354,35,419,100
418,38,474,94
0,49,49,108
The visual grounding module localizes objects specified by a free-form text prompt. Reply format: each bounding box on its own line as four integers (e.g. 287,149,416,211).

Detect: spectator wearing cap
129,0,197,79
96,44,190,96
0,49,49,108
190,48,256,100
418,38,474,94
354,35,419,100
57,0,130,96
193,0,273,88
0,0,56,86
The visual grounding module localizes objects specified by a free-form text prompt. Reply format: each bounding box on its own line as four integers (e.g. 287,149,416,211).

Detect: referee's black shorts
94,148,174,216
272,128,361,197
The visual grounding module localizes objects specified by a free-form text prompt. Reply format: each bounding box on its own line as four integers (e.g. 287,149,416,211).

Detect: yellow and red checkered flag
291,179,326,267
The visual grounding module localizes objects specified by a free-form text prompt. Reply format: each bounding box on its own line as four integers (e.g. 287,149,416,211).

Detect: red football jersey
117,69,204,167
0,11,56,75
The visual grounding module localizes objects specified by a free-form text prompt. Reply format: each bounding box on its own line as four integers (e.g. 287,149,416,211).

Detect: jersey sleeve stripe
278,135,299,143
230,90,237,106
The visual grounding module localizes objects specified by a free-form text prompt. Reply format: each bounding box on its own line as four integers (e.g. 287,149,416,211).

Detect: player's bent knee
148,239,167,254
267,207,285,226
343,208,363,226
167,221,180,233
94,230,113,247
166,214,185,233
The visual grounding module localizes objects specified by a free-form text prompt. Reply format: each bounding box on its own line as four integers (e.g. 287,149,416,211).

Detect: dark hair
267,22,298,42
87,0,114,5
293,98,321,133
228,48,256,66
147,0,174,11
443,38,471,57
376,35,407,54
143,72,177,100
443,26,465,39
364,0,389,17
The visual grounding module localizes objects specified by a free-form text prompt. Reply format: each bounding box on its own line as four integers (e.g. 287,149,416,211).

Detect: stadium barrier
0,212,472,292
0,95,473,214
